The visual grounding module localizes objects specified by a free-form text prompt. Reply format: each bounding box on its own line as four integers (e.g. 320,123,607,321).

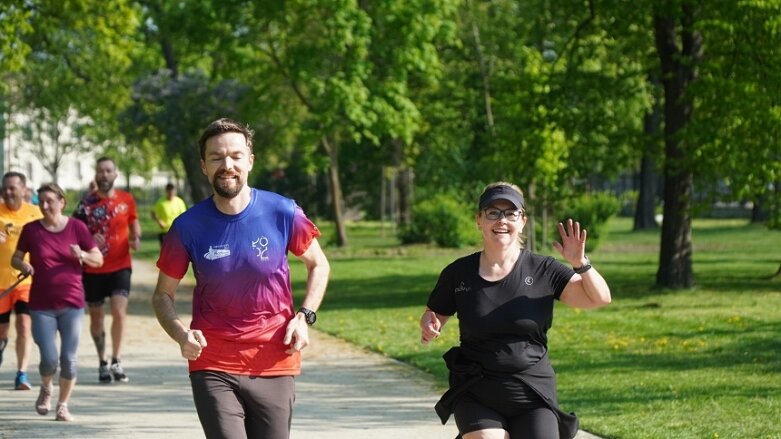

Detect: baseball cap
478,185,524,210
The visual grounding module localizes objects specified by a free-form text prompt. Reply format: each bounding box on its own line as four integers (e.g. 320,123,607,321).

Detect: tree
3,0,142,181
246,0,457,246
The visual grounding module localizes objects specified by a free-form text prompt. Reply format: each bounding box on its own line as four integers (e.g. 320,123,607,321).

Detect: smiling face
1,175,25,210
477,199,526,248
200,131,255,200
38,189,65,220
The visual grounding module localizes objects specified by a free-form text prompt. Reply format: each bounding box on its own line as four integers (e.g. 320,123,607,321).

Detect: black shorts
454,397,558,438
190,370,294,439
0,301,29,324
83,268,132,306
453,375,557,437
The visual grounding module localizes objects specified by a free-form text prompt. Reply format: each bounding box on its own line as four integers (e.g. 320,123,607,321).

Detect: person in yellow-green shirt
0,171,44,390
151,183,187,246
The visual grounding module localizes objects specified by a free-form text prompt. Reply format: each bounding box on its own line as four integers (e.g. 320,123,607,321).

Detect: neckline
477,249,524,283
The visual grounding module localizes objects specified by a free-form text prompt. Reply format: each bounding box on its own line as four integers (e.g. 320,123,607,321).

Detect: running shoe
36,385,52,415
55,402,74,421
15,371,31,390
110,361,129,383
98,362,112,383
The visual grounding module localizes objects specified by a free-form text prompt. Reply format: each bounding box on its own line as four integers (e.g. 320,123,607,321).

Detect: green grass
287,217,781,439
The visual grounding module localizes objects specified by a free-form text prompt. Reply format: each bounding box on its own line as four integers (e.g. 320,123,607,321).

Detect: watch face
300,308,316,325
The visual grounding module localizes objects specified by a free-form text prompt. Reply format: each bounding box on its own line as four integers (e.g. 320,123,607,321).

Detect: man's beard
212,175,243,199
97,179,114,193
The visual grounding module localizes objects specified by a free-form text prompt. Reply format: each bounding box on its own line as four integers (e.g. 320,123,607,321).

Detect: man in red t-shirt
74,157,141,384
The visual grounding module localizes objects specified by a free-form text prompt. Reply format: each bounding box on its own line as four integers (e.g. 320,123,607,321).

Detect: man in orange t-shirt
0,172,43,390
74,157,141,384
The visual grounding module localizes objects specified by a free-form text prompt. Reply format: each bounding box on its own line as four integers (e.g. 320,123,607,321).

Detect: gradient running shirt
156,188,320,376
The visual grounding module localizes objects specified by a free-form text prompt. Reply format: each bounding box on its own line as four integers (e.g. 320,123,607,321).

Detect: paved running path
0,259,600,439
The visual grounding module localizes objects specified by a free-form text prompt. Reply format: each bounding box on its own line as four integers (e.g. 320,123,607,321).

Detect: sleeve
288,205,321,257
16,223,32,255
545,256,576,300
426,264,458,316
156,224,191,279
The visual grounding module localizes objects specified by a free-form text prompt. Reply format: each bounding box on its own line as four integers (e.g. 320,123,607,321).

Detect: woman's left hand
552,218,587,267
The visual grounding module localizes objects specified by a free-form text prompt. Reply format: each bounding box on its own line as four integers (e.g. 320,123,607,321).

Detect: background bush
399,194,478,248
556,192,621,252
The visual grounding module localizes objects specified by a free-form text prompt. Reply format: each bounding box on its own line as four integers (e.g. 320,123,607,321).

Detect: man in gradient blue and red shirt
152,118,330,439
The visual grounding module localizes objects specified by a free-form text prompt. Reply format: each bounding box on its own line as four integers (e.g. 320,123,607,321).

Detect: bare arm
11,250,33,276
129,219,142,250
152,271,207,360
283,238,330,353
296,238,330,312
69,244,103,268
553,219,612,309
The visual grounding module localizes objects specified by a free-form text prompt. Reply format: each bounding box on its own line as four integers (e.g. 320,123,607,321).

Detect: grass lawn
289,217,781,439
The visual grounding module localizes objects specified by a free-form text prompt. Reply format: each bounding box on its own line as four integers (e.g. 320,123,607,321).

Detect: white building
1,113,172,194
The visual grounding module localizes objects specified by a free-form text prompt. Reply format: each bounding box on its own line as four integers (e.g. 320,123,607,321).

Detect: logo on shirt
204,245,231,260
454,282,471,293
252,236,269,261
524,276,534,286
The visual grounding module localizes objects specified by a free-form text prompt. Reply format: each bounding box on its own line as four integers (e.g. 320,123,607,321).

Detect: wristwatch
298,307,317,326
573,255,592,274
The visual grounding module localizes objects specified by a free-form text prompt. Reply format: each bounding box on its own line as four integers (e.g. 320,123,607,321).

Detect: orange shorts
0,284,31,315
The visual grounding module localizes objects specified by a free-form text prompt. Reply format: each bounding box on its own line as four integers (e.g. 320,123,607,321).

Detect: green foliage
556,192,621,252
286,218,781,438
399,194,477,248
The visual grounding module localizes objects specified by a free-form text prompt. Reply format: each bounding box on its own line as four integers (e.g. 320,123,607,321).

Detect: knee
59,360,77,380
39,356,59,377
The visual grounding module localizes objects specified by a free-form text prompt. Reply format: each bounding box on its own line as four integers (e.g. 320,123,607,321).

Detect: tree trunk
392,139,413,227
634,77,661,230
180,148,211,203
321,135,348,247
634,154,659,230
751,196,767,223
653,5,702,289
526,182,536,252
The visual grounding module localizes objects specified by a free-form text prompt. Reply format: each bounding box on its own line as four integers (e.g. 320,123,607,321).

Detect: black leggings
454,396,558,438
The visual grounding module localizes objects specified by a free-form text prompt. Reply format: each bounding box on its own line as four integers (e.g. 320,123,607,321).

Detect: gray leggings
190,371,294,439
31,307,83,380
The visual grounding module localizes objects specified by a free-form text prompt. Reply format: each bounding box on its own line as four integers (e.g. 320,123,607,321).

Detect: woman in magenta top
12,183,102,422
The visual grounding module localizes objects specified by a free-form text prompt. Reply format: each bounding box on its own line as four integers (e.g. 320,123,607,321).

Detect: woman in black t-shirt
420,182,611,439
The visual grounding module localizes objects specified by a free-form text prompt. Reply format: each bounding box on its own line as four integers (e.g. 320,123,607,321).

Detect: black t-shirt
427,250,573,373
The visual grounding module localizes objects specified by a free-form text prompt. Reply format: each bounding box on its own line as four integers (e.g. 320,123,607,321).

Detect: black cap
479,185,524,210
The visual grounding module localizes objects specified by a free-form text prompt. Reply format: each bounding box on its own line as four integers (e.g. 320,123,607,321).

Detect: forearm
130,220,142,240
11,254,28,272
81,248,104,268
579,268,612,307
300,262,329,311
152,291,189,344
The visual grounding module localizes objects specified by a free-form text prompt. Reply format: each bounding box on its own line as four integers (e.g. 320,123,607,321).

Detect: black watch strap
573,256,592,274
298,307,316,326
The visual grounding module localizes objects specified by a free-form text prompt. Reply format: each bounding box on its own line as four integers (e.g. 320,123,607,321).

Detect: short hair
198,118,254,159
96,156,115,168
37,182,67,207
165,183,175,191
3,171,27,186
